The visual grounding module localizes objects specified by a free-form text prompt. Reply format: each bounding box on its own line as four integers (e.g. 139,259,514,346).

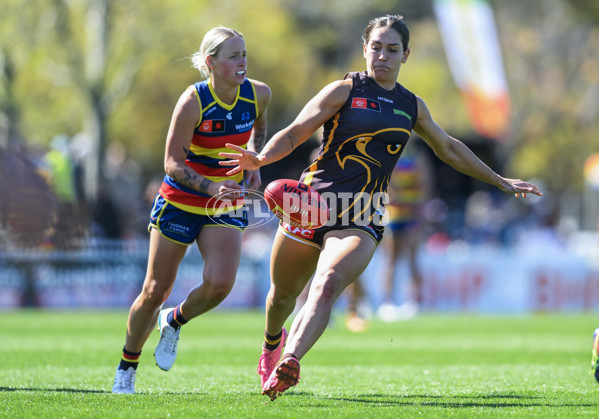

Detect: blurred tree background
1,0,599,244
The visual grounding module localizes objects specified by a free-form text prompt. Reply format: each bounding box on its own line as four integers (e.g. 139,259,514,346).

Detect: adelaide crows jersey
300,71,418,224
386,155,426,223
159,78,259,215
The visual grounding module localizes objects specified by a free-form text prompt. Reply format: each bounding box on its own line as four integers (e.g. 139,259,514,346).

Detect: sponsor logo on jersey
393,109,412,121
203,107,217,117
234,120,255,131
199,119,226,132
281,222,315,239
351,97,381,112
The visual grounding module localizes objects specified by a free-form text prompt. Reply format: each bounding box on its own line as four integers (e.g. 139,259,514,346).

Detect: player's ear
206,55,214,71
363,43,368,59
402,48,410,63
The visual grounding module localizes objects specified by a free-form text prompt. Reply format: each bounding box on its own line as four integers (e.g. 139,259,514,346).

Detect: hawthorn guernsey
264,179,329,229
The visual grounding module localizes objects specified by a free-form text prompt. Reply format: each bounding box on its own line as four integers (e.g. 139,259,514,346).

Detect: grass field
1,310,598,418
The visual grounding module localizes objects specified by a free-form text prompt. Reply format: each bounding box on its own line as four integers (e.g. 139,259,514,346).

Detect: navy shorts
278,219,384,250
149,194,248,245
388,219,420,234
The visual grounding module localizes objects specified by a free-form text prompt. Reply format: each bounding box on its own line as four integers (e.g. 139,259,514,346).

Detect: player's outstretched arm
219,79,351,176
413,96,542,198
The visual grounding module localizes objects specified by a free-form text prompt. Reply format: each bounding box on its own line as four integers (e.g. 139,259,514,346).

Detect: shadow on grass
272,391,595,408
2,387,596,409
0,387,108,394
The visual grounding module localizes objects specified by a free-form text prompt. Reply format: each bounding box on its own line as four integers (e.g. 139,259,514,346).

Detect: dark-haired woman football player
220,14,541,400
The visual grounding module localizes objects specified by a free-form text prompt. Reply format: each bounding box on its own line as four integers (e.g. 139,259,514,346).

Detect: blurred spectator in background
0,142,56,249
143,178,163,206
91,180,124,240
42,134,84,248
377,145,433,321
101,142,146,238
344,279,371,332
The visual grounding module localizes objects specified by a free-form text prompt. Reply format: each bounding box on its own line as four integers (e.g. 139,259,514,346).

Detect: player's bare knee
203,277,235,302
140,289,168,310
210,286,233,303
271,286,302,306
312,271,341,302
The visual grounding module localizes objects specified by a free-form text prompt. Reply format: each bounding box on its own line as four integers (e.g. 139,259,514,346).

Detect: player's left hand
211,179,244,198
501,178,543,198
244,169,261,191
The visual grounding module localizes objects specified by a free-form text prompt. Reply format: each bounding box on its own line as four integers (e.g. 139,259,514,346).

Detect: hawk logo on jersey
351,97,381,112
337,135,380,171
199,119,226,132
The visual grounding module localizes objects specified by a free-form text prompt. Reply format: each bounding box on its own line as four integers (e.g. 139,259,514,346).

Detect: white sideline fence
1,232,599,313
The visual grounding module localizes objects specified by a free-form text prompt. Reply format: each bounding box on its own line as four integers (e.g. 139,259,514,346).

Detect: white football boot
112,367,136,394
154,308,180,371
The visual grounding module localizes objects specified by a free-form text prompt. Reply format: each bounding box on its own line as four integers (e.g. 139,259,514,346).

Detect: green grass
1,310,598,418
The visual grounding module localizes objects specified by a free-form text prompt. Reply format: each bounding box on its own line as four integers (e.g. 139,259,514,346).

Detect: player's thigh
144,228,188,296
270,228,320,296
196,225,243,281
313,229,377,296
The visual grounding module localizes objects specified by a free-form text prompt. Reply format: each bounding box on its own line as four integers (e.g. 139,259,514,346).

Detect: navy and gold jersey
159,78,259,215
301,71,418,224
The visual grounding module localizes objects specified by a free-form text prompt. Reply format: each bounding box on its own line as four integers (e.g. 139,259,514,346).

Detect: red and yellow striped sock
118,347,141,370
167,305,188,330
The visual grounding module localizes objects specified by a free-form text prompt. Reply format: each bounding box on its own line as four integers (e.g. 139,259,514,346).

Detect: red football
264,179,329,229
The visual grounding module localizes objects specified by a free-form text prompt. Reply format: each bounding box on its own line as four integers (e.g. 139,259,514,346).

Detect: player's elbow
433,139,461,166
431,144,453,164
164,158,178,178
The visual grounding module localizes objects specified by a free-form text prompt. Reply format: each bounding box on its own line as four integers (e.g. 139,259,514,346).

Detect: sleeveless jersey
300,71,418,224
159,78,259,215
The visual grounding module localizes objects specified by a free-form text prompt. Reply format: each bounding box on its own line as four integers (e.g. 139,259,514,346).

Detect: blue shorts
388,220,420,234
279,219,384,250
149,194,248,245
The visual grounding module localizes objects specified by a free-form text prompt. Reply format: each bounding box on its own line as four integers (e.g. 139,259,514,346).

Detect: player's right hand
219,143,266,175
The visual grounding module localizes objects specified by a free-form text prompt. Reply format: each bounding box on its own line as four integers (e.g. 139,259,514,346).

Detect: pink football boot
262,356,301,401
257,328,288,389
